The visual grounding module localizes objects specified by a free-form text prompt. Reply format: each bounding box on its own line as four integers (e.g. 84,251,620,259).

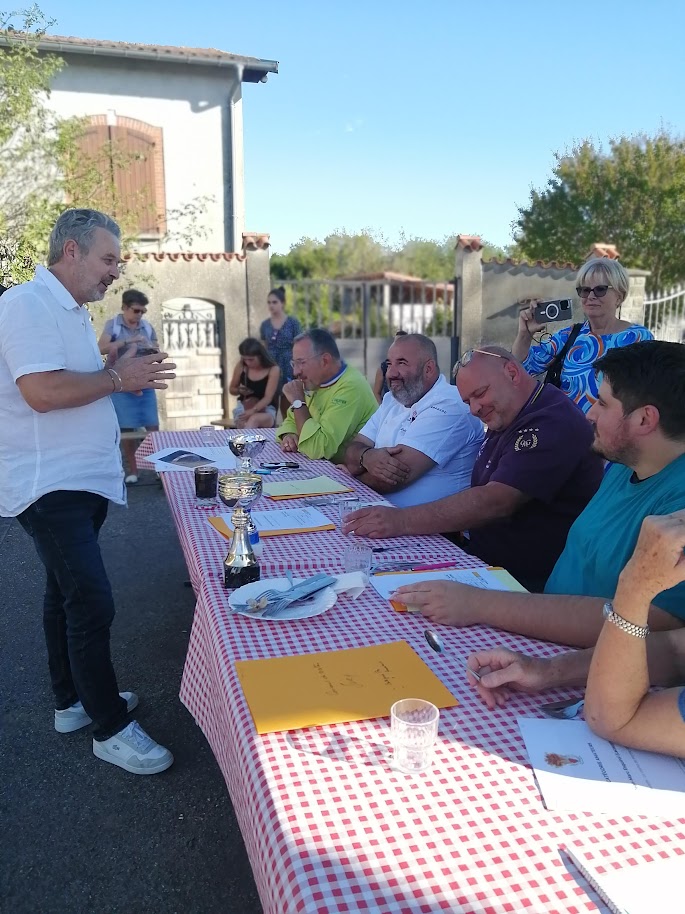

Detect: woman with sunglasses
98,289,160,484
512,258,652,413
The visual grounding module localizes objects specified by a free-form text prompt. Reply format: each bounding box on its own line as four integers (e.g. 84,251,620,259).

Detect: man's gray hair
47,209,121,266
294,327,341,361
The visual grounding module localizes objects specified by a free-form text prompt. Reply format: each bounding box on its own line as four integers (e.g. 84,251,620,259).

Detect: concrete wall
46,54,244,252
93,236,271,430
455,237,650,354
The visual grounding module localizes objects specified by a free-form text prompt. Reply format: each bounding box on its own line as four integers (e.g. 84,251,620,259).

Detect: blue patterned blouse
260,315,302,385
522,321,654,414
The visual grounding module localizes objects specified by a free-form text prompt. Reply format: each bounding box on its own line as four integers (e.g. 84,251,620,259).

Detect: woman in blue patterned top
512,258,653,414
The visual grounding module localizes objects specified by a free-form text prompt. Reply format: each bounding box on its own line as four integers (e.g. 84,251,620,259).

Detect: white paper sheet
518,717,685,816
565,847,685,914
370,566,518,602
144,446,238,472
220,506,333,534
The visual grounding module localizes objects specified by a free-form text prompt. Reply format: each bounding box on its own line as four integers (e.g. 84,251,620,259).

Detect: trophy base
224,564,261,589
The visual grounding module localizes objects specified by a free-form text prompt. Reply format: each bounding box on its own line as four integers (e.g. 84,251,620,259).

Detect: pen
373,562,462,576
464,661,482,682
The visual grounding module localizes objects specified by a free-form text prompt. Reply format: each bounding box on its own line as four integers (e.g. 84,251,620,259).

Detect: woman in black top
228,338,281,428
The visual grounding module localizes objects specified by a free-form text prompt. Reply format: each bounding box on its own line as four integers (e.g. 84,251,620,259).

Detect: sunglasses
453,349,509,376
576,285,613,299
129,308,146,315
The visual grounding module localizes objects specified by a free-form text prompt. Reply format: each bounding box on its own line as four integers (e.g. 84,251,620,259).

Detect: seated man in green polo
277,328,378,462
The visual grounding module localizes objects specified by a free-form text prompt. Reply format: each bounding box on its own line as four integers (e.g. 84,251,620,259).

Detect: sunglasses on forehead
576,285,613,299
453,349,510,376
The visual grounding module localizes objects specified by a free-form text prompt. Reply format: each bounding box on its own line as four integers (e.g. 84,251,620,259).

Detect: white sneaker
93,721,174,775
54,691,139,733
125,474,138,484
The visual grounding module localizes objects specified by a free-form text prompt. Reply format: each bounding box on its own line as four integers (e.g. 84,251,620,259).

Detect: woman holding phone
229,338,280,428
512,258,652,413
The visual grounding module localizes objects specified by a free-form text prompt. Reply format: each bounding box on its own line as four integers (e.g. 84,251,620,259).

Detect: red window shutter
74,124,116,213
110,125,159,235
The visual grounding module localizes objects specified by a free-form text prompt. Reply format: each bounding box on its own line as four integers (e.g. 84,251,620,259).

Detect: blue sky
40,0,685,254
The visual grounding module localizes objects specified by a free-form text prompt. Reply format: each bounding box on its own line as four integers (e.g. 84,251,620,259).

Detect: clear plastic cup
199,425,215,446
338,497,360,534
390,698,440,773
343,543,372,592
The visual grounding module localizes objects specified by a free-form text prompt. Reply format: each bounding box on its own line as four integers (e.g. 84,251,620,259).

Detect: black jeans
17,490,128,740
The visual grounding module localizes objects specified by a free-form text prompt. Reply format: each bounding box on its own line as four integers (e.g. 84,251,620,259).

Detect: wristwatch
602,601,650,639
292,399,305,410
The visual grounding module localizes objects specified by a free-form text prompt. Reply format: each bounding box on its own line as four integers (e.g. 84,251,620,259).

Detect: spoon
423,629,482,681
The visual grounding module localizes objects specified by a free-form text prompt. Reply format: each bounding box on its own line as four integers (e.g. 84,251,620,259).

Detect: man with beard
342,334,484,506
388,341,685,647
345,346,603,591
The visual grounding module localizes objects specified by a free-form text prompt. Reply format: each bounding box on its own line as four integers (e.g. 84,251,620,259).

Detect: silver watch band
602,601,650,639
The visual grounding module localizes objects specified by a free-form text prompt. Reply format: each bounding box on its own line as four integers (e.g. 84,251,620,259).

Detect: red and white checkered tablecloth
138,431,685,914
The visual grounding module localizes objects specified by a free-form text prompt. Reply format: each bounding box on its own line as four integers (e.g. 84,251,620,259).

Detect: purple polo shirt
467,383,604,591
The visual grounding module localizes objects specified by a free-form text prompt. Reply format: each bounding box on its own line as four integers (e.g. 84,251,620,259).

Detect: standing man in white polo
0,209,176,775
342,334,484,506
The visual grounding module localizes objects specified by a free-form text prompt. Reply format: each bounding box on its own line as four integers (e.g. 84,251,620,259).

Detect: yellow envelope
235,640,458,734
208,516,334,539
263,474,354,500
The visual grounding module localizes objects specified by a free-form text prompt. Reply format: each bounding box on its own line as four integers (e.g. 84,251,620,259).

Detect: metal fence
280,278,456,338
644,283,685,343
278,277,458,378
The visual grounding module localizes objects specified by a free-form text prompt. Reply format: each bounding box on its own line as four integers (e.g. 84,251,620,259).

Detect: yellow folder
262,475,354,500
208,516,335,539
235,640,458,734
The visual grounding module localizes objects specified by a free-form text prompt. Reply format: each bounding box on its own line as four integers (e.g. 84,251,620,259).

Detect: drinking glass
199,425,215,446
194,465,218,506
343,543,372,591
338,497,360,534
390,699,440,773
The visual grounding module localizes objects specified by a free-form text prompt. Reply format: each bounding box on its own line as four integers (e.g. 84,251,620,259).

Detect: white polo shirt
358,374,485,507
0,266,125,517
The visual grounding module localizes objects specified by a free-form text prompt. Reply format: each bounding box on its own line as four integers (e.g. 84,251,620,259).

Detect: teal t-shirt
545,455,685,619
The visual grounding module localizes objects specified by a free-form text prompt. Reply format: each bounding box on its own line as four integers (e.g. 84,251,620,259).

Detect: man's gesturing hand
114,348,176,393
362,446,410,485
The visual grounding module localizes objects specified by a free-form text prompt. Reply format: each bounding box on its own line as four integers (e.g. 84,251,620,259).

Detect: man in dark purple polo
343,347,604,591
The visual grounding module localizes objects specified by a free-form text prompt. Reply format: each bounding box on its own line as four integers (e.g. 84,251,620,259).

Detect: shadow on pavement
0,481,262,914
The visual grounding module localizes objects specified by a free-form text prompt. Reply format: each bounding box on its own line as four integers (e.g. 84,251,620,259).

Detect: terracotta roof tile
588,243,620,260
242,232,271,251
124,252,246,262
455,234,483,252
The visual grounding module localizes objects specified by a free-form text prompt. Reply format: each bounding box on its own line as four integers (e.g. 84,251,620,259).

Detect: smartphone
260,461,300,470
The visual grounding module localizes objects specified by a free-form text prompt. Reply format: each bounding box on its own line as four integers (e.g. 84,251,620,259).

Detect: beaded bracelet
359,446,373,470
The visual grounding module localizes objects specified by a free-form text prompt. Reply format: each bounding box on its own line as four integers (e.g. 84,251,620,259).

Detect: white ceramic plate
228,577,337,621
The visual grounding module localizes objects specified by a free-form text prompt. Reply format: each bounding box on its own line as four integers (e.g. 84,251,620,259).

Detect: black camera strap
543,322,583,388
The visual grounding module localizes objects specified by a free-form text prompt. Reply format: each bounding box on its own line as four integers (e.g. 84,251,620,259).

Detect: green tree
513,131,685,292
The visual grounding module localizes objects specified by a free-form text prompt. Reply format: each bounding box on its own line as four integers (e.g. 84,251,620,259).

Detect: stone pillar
243,232,271,338
454,235,484,361
623,269,650,325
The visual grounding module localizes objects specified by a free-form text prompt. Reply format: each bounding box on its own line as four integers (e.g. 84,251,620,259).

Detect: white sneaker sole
92,740,174,775
54,692,139,733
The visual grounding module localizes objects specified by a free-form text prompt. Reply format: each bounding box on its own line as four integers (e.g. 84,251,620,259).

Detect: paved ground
0,476,263,914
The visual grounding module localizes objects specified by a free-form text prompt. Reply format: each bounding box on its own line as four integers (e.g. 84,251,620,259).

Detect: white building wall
46,55,244,252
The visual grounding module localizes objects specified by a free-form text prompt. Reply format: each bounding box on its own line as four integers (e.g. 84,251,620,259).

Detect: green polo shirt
277,364,377,462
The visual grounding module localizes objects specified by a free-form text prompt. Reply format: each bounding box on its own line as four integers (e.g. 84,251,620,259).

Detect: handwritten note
235,640,458,734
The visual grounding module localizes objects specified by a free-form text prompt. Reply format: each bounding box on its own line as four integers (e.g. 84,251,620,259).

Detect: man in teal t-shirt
545,455,685,619
277,328,377,463
383,341,685,648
